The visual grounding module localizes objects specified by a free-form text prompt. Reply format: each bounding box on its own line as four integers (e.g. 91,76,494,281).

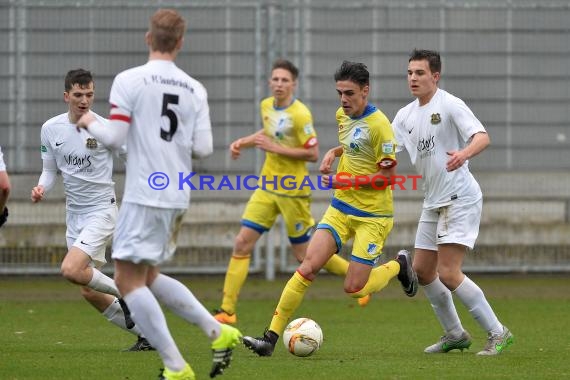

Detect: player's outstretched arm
319,146,343,174
229,130,264,160
77,110,129,150
31,159,57,203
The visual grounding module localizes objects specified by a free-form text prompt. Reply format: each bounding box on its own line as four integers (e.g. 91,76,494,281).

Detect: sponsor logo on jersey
417,136,435,152
64,154,92,169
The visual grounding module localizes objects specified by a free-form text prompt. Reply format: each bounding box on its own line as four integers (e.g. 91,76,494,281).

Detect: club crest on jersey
348,127,362,152
430,113,441,125
85,138,98,149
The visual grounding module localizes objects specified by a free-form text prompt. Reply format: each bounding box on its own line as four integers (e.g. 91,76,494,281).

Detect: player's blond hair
149,9,186,53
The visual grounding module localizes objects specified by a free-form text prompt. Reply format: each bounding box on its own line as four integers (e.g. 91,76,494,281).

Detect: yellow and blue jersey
259,97,317,197
333,103,396,216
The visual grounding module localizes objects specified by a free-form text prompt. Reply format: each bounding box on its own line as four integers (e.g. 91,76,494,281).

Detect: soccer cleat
158,363,195,380
477,326,514,356
118,298,135,329
213,308,237,325
123,336,155,352
424,331,472,353
210,324,242,378
357,294,371,307
396,250,418,297
242,330,278,357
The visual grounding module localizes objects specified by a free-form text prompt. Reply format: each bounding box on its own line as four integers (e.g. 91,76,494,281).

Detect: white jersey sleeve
0,145,6,171
109,60,213,208
392,111,407,154
448,96,486,143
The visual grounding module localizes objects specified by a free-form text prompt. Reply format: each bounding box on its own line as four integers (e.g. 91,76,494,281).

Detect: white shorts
66,205,117,266
112,202,186,266
414,198,482,251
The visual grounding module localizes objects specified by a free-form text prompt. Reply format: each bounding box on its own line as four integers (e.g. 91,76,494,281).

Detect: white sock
101,298,141,336
124,287,186,372
423,277,465,338
453,276,503,335
88,268,121,298
150,274,221,340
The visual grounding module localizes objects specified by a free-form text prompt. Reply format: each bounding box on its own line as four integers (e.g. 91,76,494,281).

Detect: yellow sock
220,255,251,314
348,260,400,298
269,271,312,336
322,254,349,276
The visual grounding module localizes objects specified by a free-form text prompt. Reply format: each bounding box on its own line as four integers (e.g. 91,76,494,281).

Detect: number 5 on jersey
161,93,179,141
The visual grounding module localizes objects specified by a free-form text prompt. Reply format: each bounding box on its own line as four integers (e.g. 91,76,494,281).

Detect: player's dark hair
334,61,369,87
272,59,299,80
409,49,442,74
64,69,93,91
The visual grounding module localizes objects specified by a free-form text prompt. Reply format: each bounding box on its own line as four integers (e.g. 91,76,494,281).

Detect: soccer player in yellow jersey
243,61,419,356
214,59,353,325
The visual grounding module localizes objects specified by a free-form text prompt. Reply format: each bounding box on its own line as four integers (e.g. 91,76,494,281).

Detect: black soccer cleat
242,330,278,357
118,298,135,329
0,206,8,228
396,250,418,297
123,336,155,352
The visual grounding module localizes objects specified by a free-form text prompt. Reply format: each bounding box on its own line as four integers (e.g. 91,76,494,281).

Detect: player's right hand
229,139,242,160
31,185,45,203
319,150,336,174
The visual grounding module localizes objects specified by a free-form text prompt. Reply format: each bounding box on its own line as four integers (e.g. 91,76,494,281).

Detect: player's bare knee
413,263,434,285
60,261,80,283
233,233,255,256
439,271,464,290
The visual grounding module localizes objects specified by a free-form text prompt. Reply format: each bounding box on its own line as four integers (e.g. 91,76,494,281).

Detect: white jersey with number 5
109,60,212,209
392,88,486,210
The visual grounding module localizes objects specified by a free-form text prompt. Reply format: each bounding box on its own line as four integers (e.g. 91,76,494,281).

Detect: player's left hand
446,150,468,172
76,113,96,131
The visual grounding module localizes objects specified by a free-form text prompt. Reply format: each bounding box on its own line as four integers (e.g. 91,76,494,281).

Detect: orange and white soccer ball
283,317,323,357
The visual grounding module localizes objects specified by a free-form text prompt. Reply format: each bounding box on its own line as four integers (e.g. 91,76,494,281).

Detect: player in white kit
392,49,513,356
0,145,10,227
31,69,152,352
77,9,241,380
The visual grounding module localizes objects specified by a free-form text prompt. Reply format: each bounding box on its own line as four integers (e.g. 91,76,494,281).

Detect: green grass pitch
1,274,569,379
